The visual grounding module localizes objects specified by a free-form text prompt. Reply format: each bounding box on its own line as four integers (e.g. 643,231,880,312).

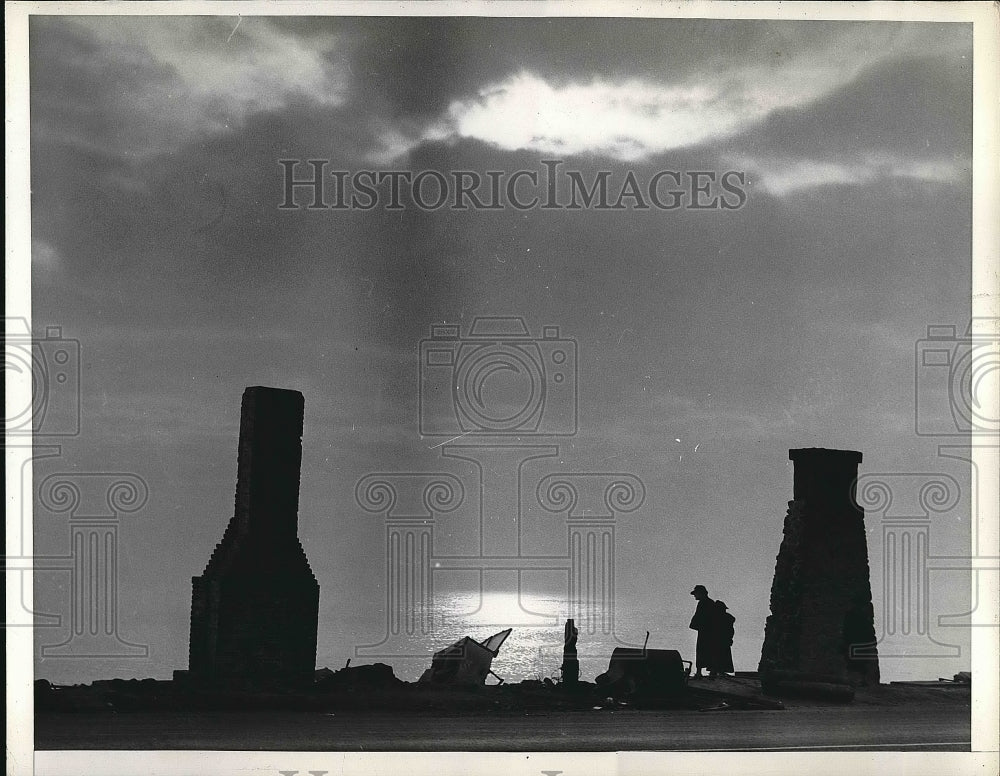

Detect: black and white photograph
5,2,998,775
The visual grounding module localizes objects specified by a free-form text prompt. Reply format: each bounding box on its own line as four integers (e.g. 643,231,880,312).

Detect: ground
35,706,970,752
34,676,971,751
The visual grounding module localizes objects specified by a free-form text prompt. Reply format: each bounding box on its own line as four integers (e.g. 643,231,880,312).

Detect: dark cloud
723,47,972,161
29,18,177,156
341,18,951,122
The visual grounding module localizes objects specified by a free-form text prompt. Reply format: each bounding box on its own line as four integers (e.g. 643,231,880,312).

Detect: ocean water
350,590,695,683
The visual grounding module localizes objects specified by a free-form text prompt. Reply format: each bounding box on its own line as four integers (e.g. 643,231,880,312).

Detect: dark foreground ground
36,705,970,752
35,677,971,751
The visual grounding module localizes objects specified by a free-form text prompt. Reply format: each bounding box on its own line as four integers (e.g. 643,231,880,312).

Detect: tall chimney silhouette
759,448,879,691
187,387,319,688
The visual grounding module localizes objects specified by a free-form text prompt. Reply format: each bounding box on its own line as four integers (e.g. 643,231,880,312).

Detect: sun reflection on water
331,590,692,683
379,590,657,683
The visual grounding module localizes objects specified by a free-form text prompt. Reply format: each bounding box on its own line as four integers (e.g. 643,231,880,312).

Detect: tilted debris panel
420,629,513,685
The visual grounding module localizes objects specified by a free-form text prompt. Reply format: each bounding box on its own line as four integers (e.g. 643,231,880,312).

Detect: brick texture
759,448,879,687
188,387,319,688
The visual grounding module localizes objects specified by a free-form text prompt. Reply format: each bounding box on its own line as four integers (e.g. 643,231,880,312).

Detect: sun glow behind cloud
418,26,967,166
434,55,861,161
446,72,735,160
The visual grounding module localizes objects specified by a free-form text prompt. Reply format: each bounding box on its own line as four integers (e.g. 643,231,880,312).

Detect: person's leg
694,632,707,677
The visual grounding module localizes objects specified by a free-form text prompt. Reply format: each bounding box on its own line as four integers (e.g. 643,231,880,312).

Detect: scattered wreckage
419,628,513,686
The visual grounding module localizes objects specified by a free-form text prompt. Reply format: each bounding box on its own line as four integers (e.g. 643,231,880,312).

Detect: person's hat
690,584,707,595
716,601,728,610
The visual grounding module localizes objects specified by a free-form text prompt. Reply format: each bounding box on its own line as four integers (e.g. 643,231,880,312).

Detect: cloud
727,50,972,161
31,16,345,157
406,25,967,162
718,47,972,196
737,153,969,196
442,72,733,161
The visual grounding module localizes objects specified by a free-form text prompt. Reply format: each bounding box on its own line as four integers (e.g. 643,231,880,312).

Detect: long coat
689,598,715,668
710,611,736,673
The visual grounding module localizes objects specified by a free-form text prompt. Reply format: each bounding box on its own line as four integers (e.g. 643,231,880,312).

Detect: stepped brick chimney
187,387,319,688
759,448,879,689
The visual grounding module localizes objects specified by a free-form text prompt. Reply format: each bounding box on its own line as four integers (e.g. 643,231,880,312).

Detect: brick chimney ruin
187,387,319,688
759,448,879,691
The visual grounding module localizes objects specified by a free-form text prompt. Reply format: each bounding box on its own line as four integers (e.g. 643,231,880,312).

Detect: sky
26,15,975,684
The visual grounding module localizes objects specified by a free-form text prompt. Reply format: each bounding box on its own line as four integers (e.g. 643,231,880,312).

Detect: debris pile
596,647,688,699
419,629,512,686
314,662,403,692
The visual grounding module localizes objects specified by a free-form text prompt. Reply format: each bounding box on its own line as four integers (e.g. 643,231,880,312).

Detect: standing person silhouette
561,618,579,686
688,584,715,679
710,600,736,678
